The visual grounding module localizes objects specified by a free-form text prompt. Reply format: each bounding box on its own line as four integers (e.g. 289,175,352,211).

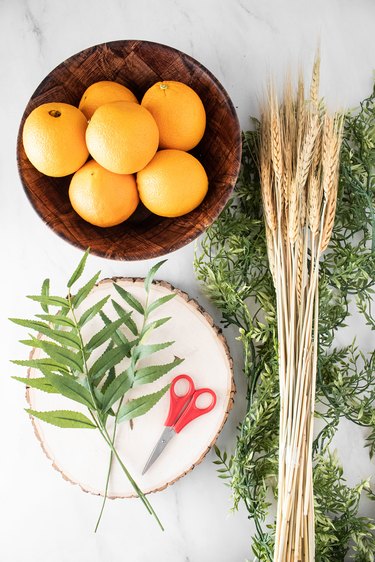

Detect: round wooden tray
26,278,235,497
16,40,241,260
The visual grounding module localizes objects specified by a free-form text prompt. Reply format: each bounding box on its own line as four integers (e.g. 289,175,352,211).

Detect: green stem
99,422,164,530
94,399,122,532
68,291,99,411
94,447,114,532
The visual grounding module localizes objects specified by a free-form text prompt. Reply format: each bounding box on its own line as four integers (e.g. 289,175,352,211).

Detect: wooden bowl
17,40,241,260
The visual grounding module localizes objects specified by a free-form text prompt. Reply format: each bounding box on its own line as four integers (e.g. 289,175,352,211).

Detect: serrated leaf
19,337,47,348
26,409,96,429
117,384,170,423
43,372,95,408
101,366,116,393
27,295,69,309
11,358,70,374
67,248,90,288
140,317,171,340
36,314,76,328
10,318,50,331
10,318,81,350
135,341,174,361
146,294,175,315
86,317,126,353
94,385,104,400
41,279,50,313
12,376,58,393
89,342,132,382
134,356,184,385
99,310,129,346
78,296,110,327
72,271,100,308
113,284,144,315
144,260,167,293
102,368,133,412
111,300,138,336
34,339,83,373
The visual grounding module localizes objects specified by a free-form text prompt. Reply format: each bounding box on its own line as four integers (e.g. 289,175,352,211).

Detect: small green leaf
144,260,167,293
99,310,129,345
72,271,100,308
86,317,127,353
26,409,96,429
93,386,104,405
146,294,175,315
140,317,171,340
135,341,174,361
134,356,184,385
113,283,144,315
101,367,116,393
34,339,83,373
67,248,90,288
27,295,70,309
10,318,49,331
10,318,81,350
36,314,76,328
78,296,110,327
41,279,50,313
12,376,58,393
89,342,132,382
43,372,95,408
111,300,138,335
11,358,70,374
117,384,170,422
102,368,133,412
18,336,41,347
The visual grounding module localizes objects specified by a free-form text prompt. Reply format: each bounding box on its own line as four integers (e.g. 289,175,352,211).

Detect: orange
22,102,89,177
136,149,208,217
86,101,159,174
69,160,139,227
78,81,138,120
141,81,206,151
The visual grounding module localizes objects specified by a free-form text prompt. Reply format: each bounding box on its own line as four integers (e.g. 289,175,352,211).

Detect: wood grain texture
17,40,241,260
25,278,235,497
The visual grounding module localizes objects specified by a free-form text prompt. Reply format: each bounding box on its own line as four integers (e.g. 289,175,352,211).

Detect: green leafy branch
11,252,183,531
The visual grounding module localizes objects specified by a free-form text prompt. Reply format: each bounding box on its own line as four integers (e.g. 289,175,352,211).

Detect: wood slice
26,279,235,497
16,40,242,260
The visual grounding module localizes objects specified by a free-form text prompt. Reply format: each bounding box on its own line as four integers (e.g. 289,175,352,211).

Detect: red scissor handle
174,387,217,434
165,374,195,427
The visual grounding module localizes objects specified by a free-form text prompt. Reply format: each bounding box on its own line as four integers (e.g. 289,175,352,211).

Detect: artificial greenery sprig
195,82,375,560
11,253,183,531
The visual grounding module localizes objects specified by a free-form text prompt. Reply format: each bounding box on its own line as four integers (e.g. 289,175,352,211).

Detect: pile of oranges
22,80,209,227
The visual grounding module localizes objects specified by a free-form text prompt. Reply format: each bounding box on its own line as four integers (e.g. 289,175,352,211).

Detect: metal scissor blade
142,426,175,475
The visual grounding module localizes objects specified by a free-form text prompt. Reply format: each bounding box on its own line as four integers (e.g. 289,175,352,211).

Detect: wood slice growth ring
26,278,235,497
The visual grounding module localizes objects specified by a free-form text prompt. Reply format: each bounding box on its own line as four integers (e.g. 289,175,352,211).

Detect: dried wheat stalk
259,57,343,562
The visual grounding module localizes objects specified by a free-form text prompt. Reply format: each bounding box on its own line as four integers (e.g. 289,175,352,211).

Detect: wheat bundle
259,57,343,561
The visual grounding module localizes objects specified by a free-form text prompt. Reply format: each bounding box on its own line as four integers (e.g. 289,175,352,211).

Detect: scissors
142,374,217,475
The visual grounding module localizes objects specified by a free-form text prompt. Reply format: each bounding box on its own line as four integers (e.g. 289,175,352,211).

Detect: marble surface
1,1,374,561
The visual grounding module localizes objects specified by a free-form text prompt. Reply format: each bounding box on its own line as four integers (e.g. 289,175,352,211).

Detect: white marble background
1,1,374,561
